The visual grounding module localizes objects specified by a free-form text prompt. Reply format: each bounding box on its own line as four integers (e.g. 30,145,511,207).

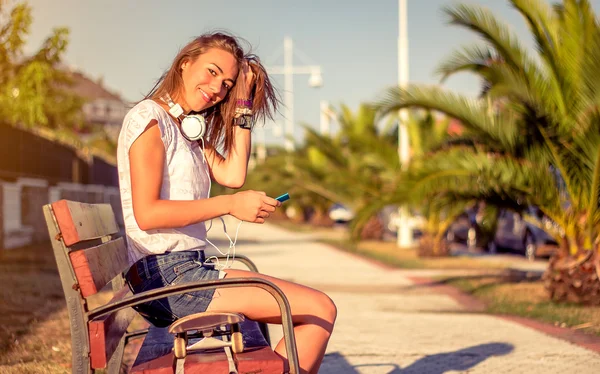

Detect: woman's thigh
125,252,221,326
206,269,336,330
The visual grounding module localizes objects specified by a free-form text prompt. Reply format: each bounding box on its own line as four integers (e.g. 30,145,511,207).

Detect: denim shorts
124,250,221,328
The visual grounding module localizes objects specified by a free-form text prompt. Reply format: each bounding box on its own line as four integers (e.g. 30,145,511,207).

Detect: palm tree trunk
543,245,600,305
359,215,384,240
418,231,450,257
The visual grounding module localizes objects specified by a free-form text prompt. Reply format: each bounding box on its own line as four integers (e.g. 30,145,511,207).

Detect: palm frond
436,44,496,84
375,85,519,153
509,0,568,115
443,4,529,71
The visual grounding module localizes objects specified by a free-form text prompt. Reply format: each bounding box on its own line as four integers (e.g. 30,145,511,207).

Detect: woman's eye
208,69,216,76
223,82,231,90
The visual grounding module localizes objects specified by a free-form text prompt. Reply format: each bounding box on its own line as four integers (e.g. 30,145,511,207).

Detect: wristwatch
234,115,253,129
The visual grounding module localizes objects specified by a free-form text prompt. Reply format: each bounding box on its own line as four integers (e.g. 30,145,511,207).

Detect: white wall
2,178,121,249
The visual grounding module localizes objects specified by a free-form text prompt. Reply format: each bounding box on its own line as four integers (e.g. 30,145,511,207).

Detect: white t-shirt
117,99,211,266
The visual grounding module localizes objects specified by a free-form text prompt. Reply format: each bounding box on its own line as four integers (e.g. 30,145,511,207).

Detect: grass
0,242,73,373
322,238,513,270
0,242,145,374
444,275,600,337
271,218,510,270
272,217,516,270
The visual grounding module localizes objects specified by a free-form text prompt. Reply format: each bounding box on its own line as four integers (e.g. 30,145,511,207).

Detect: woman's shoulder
125,99,165,122
120,99,173,146
123,99,174,132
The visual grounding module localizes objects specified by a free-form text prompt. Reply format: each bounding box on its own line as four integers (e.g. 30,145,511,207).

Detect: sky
23,0,600,145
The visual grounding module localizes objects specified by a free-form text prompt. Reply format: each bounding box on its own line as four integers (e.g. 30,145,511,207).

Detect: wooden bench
43,199,300,373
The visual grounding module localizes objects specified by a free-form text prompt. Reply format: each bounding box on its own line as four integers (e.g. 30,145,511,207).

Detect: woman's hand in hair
239,59,256,99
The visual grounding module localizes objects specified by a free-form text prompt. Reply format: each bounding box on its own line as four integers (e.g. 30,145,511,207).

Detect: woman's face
180,48,238,113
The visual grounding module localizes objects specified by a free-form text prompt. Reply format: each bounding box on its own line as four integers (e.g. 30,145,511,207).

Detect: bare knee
313,292,337,330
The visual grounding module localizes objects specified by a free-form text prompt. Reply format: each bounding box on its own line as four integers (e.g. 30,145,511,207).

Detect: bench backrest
44,199,136,370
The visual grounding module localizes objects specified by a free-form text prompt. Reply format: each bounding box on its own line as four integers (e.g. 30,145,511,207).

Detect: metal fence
0,124,121,249
0,124,117,186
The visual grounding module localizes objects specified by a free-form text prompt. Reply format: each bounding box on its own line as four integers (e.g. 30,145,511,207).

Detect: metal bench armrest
124,328,150,343
214,254,259,272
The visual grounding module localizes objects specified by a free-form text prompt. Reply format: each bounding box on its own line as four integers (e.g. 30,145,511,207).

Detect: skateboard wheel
173,334,187,359
231,331,244,353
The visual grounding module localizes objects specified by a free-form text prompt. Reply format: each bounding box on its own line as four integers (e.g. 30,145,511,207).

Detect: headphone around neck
161,93,207,141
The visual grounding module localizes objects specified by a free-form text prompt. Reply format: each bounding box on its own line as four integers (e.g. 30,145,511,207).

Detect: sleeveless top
117,99,211,266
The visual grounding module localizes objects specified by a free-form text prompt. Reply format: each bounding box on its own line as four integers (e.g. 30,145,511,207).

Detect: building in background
68,69,130,141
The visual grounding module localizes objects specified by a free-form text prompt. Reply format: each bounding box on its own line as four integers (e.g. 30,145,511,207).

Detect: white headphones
161,93,207,141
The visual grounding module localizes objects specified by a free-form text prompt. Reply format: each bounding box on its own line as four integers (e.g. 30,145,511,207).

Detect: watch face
236,115,253,128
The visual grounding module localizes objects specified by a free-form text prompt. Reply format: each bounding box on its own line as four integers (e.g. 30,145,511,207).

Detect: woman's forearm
208,126,251,188
134,195,232,231
228,125,252,175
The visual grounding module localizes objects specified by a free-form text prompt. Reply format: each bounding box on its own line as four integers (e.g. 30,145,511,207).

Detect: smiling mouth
199,89,212,103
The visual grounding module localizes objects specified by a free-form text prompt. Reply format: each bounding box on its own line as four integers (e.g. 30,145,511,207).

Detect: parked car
492,207,558,261
445,208,496,251
445,212,471,244
444,205,558,260
328,203,355,223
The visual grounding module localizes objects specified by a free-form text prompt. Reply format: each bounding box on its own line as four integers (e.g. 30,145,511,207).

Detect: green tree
292,104,401,240
0,1,84,129
244,146,334,225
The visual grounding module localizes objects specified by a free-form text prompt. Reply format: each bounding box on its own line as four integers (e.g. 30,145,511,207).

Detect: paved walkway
207,218,600,374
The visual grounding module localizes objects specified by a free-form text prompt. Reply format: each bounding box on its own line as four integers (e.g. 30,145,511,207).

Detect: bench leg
44,206,92,374
106,336,126,374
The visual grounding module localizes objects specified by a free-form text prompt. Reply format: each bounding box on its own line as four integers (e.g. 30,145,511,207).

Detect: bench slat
236,346,285,374
184,352,231,372
52,200,119,246
89,286,137,369
69,237,129,297
130,353,178,374
130,349,282,374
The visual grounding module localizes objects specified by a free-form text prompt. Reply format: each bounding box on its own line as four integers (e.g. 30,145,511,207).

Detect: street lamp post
320,100,336,136
268,36,323,151
397,0,413,248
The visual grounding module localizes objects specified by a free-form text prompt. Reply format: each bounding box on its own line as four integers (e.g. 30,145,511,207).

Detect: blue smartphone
275,193,290,203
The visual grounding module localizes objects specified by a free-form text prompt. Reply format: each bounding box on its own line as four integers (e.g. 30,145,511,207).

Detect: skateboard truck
169,312,245,373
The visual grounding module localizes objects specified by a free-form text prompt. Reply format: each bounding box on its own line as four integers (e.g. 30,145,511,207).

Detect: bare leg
206,269,337,374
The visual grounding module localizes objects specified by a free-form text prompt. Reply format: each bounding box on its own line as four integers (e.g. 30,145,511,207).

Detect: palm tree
290,103,455,244
366,111,460,255
243,146,333,225
291,104,400,240
377,0,600,305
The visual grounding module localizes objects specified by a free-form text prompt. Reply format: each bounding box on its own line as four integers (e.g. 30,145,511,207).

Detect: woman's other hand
229,190,280,223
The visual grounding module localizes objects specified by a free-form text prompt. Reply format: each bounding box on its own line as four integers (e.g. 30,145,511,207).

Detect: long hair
145,31,280,154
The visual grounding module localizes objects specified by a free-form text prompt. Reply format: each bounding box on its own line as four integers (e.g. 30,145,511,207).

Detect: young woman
117,32,336,374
